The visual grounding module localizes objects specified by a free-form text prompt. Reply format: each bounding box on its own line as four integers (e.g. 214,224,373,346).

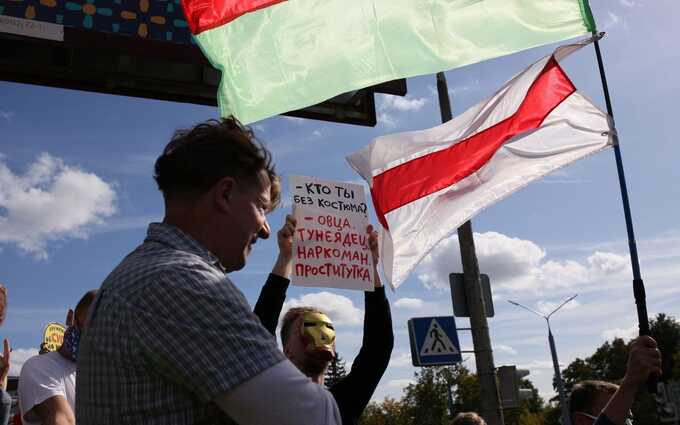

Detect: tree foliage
325,354,348,390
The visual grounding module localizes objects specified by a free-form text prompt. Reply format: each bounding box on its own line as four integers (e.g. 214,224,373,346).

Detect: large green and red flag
181,0,596,124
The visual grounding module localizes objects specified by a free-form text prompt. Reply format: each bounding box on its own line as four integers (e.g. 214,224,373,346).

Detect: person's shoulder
103,241,221,294
24,351,71,368
20,352,73,382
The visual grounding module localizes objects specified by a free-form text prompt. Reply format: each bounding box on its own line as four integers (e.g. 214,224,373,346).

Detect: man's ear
214,176,237,213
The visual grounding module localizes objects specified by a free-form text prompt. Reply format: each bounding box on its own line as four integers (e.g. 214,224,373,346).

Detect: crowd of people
0,118,663,425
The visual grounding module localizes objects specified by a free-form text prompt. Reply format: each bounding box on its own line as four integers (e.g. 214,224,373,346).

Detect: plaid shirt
76,223,284,425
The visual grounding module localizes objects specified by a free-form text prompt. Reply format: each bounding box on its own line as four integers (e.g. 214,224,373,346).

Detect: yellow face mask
301,312,336,358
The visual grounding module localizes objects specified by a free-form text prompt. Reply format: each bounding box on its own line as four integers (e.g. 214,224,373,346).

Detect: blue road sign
408,316,462,366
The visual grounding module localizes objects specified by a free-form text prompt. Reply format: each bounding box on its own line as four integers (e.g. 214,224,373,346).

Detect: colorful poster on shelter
290,175,374,291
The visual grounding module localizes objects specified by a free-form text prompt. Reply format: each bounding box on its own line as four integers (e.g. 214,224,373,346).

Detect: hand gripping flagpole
592,32,656,392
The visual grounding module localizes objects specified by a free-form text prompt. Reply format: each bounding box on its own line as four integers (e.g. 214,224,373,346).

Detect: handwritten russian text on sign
290,175,374,291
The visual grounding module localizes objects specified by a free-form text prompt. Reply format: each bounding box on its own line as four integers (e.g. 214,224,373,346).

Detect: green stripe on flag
195,0,594,124
578,0,598,32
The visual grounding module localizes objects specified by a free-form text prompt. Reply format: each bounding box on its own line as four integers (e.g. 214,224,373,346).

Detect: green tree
650,313,680,381
361,362,547,425
359,398,407,425
399,365,481,425
325,354,348,389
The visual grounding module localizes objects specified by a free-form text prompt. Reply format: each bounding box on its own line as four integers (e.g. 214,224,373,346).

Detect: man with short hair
569,336,662,425
570,380,620,424
451,412,486,425
254,216,393,424
77,118,341,425
18,290,97,425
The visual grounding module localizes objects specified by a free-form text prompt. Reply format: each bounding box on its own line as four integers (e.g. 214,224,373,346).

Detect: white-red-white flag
347,38,614,288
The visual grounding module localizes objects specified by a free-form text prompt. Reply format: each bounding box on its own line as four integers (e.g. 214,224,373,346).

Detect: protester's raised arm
254,215,296,334
215,360,341,425
595,336,662,425
271,215,296,279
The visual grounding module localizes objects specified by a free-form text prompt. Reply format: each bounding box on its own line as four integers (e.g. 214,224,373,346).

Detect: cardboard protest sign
290,175,374,291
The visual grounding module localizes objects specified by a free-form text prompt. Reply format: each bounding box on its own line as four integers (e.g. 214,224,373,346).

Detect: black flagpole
592,32,656,392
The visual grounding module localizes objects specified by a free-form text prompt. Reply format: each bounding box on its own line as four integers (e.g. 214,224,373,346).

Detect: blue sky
2,0,679,403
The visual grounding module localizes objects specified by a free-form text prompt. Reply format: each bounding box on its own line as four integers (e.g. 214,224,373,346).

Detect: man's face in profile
218,171,272,272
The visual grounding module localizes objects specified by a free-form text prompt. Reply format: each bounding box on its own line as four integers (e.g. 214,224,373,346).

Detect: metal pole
508,295,575,424
592,33,649,335
591,32,655,392
437,72,504,425
548,325,570,425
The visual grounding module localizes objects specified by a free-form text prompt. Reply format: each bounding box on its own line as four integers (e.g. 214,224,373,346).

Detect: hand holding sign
272,215,297,278
290,175,374,291
367,225,382,289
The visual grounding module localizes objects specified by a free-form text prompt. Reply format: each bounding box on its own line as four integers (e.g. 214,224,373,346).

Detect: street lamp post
507,294,577,425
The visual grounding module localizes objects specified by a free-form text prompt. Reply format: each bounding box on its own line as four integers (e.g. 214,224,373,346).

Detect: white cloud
534,299,580,316
619,0,639,7
387,378,415,389
312,130,323,138
378,112,397,128
378,94,428,112
602,11,622,30
416,231,628,293
0,111,15,122
9,347,39,376
448,79,481,95
394,297,424,309
388,352,413,368
0,152,117,259
495,344,518,356
588,251,629,275
602,324,638,341
253,124,266,133
282,291,363,326
518,359,562,370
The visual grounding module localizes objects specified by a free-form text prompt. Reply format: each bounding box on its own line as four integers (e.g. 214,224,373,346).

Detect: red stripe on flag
181,0,286,34
372,57,575,230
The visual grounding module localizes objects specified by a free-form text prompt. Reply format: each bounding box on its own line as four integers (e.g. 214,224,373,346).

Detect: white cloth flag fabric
347,37,614,288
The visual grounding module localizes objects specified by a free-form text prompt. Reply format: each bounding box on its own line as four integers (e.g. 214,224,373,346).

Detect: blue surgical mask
62,324,81,362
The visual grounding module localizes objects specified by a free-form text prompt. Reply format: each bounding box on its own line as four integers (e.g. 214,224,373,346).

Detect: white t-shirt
18,351,76,425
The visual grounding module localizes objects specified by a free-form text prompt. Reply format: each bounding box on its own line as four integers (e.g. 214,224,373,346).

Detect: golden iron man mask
301,312,336,359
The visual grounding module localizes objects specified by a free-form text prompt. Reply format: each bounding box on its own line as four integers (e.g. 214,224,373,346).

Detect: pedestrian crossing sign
408,316,462,366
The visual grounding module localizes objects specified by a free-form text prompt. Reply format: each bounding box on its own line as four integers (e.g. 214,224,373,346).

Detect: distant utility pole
436,72,504,425
508,294,577,425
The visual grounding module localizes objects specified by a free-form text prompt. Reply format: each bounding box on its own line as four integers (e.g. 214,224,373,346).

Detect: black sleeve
329,286,394,425
253,273,290,336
